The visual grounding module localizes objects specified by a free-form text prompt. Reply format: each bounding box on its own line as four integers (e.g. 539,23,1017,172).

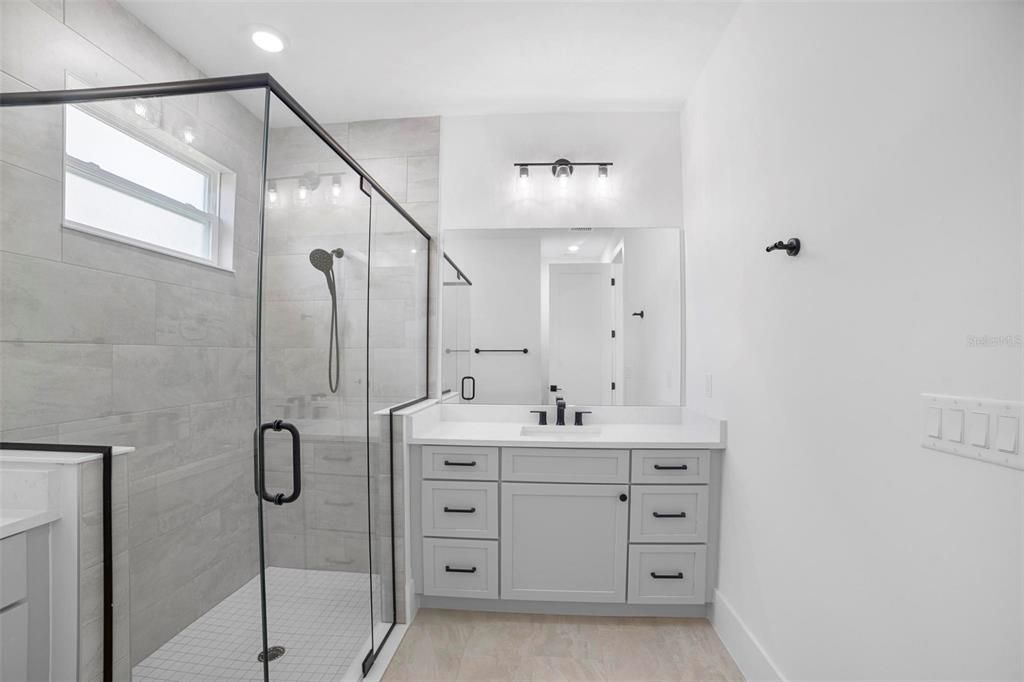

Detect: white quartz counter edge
0,508,62,540
409,422,726,449
0,445,135,464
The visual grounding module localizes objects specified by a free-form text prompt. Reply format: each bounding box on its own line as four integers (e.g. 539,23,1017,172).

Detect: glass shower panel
0,86,267,681
258,96,373,679
366,194,430,650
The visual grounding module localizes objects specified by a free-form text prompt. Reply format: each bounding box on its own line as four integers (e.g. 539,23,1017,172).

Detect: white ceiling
121,1,739,123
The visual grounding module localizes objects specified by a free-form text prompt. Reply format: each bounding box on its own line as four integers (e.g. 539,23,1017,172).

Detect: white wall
682,1,1024,679
440,112,682,230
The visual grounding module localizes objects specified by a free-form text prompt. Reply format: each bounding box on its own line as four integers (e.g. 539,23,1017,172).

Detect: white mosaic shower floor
133,567,382,682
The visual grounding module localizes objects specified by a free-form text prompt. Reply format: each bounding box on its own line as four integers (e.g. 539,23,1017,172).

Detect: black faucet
555,398,567,426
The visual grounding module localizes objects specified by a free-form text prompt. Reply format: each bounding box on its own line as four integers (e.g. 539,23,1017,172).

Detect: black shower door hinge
611,329,616,338
610,277,615,286
611,382,616,390
362,649,377,676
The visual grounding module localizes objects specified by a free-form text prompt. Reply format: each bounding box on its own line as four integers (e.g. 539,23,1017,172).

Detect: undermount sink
520,424,603,438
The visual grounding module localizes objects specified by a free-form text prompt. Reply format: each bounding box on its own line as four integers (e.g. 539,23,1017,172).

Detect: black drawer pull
650,571,685,580
445,565,477,574
653,464,688,471
443,506,477,514
652,511,687,518
444,459,477,467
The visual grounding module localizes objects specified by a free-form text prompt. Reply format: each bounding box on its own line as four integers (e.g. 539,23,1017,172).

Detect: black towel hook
766,238,801,256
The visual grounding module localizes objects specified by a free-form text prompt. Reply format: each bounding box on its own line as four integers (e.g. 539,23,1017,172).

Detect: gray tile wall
0,1,263,676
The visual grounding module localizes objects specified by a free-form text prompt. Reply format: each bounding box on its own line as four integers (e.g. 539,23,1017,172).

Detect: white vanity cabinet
416,441,721,612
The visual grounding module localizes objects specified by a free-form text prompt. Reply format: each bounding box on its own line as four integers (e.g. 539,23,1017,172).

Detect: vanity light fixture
180,124,196,145
132,99,149,119
297,179,309,201
513,159,613,184
252,29,285,53
267,180,278,204
331,174,342,198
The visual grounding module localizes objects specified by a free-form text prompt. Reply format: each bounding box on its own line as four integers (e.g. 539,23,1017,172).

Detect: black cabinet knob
619,493,628,502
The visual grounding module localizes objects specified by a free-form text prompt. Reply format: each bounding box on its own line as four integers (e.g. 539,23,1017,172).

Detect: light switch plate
967,411,989,448
921,394,1024,472
996,415,1019,454
942,408,964,443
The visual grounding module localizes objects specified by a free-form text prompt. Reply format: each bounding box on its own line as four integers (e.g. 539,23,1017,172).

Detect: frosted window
65,173,211,258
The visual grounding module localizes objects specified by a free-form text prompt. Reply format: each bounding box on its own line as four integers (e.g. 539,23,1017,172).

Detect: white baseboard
710,590,785,682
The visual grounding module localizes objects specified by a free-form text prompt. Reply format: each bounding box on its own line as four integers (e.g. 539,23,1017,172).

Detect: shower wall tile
347,116,440,160
63,0,202,85
0,341,112,430
407,155,439,204
58,407,192,483
361,156,409,202
189,397,253,460
0,161,62,260
111,346,255,413
0,1,140,92
155,282,256,347
0,74,62,180
1,252,157,343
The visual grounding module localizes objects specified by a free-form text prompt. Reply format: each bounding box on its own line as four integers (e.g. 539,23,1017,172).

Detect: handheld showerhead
309,248,335,274
309,247,343,394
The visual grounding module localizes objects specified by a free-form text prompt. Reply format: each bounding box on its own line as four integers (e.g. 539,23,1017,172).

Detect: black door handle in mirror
255,419,301,505
652,511,687,518
460,375,476,401
443,506,477,514
445,565,477,574
443,459,477,467
650,572,684,580
653,464,688,471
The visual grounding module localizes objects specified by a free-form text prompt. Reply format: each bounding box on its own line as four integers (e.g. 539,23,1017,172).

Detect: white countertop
409,420,726,449
0,508,61,540
0,445,134,465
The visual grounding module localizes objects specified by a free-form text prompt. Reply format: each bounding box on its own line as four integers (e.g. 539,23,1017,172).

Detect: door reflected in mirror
441,227,681,406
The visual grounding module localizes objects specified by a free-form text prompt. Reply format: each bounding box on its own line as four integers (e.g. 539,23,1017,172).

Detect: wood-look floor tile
382,609,743,682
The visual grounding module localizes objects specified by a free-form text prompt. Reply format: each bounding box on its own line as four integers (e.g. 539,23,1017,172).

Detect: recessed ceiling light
568,244,580,253
252,29,285,53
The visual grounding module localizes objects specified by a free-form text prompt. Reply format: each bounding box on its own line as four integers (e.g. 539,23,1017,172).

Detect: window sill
62,220,237,274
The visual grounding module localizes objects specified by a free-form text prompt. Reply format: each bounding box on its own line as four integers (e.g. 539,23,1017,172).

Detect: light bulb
331,175,342,198
568,244,580,253
267,181,278,204
410,248,418,254
298,184,308,201
133,100,148,118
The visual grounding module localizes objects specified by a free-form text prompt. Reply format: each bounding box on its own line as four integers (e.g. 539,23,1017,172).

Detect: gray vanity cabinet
417,444,719,610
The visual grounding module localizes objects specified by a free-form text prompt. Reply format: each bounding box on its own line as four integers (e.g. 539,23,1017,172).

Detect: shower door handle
255,419,302,505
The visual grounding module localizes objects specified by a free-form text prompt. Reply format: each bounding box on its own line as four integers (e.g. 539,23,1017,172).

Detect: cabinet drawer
422,538,498,599
631,450,710,484
627,545,707,604
0,533,27,610
502,448,629,483
421,480,499,539
423,445,499,480
629,485,708,543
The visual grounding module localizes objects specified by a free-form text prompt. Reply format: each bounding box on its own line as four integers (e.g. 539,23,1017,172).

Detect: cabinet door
501,483,629,602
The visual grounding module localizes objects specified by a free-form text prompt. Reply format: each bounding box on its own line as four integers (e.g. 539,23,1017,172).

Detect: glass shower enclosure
0,74,429,681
